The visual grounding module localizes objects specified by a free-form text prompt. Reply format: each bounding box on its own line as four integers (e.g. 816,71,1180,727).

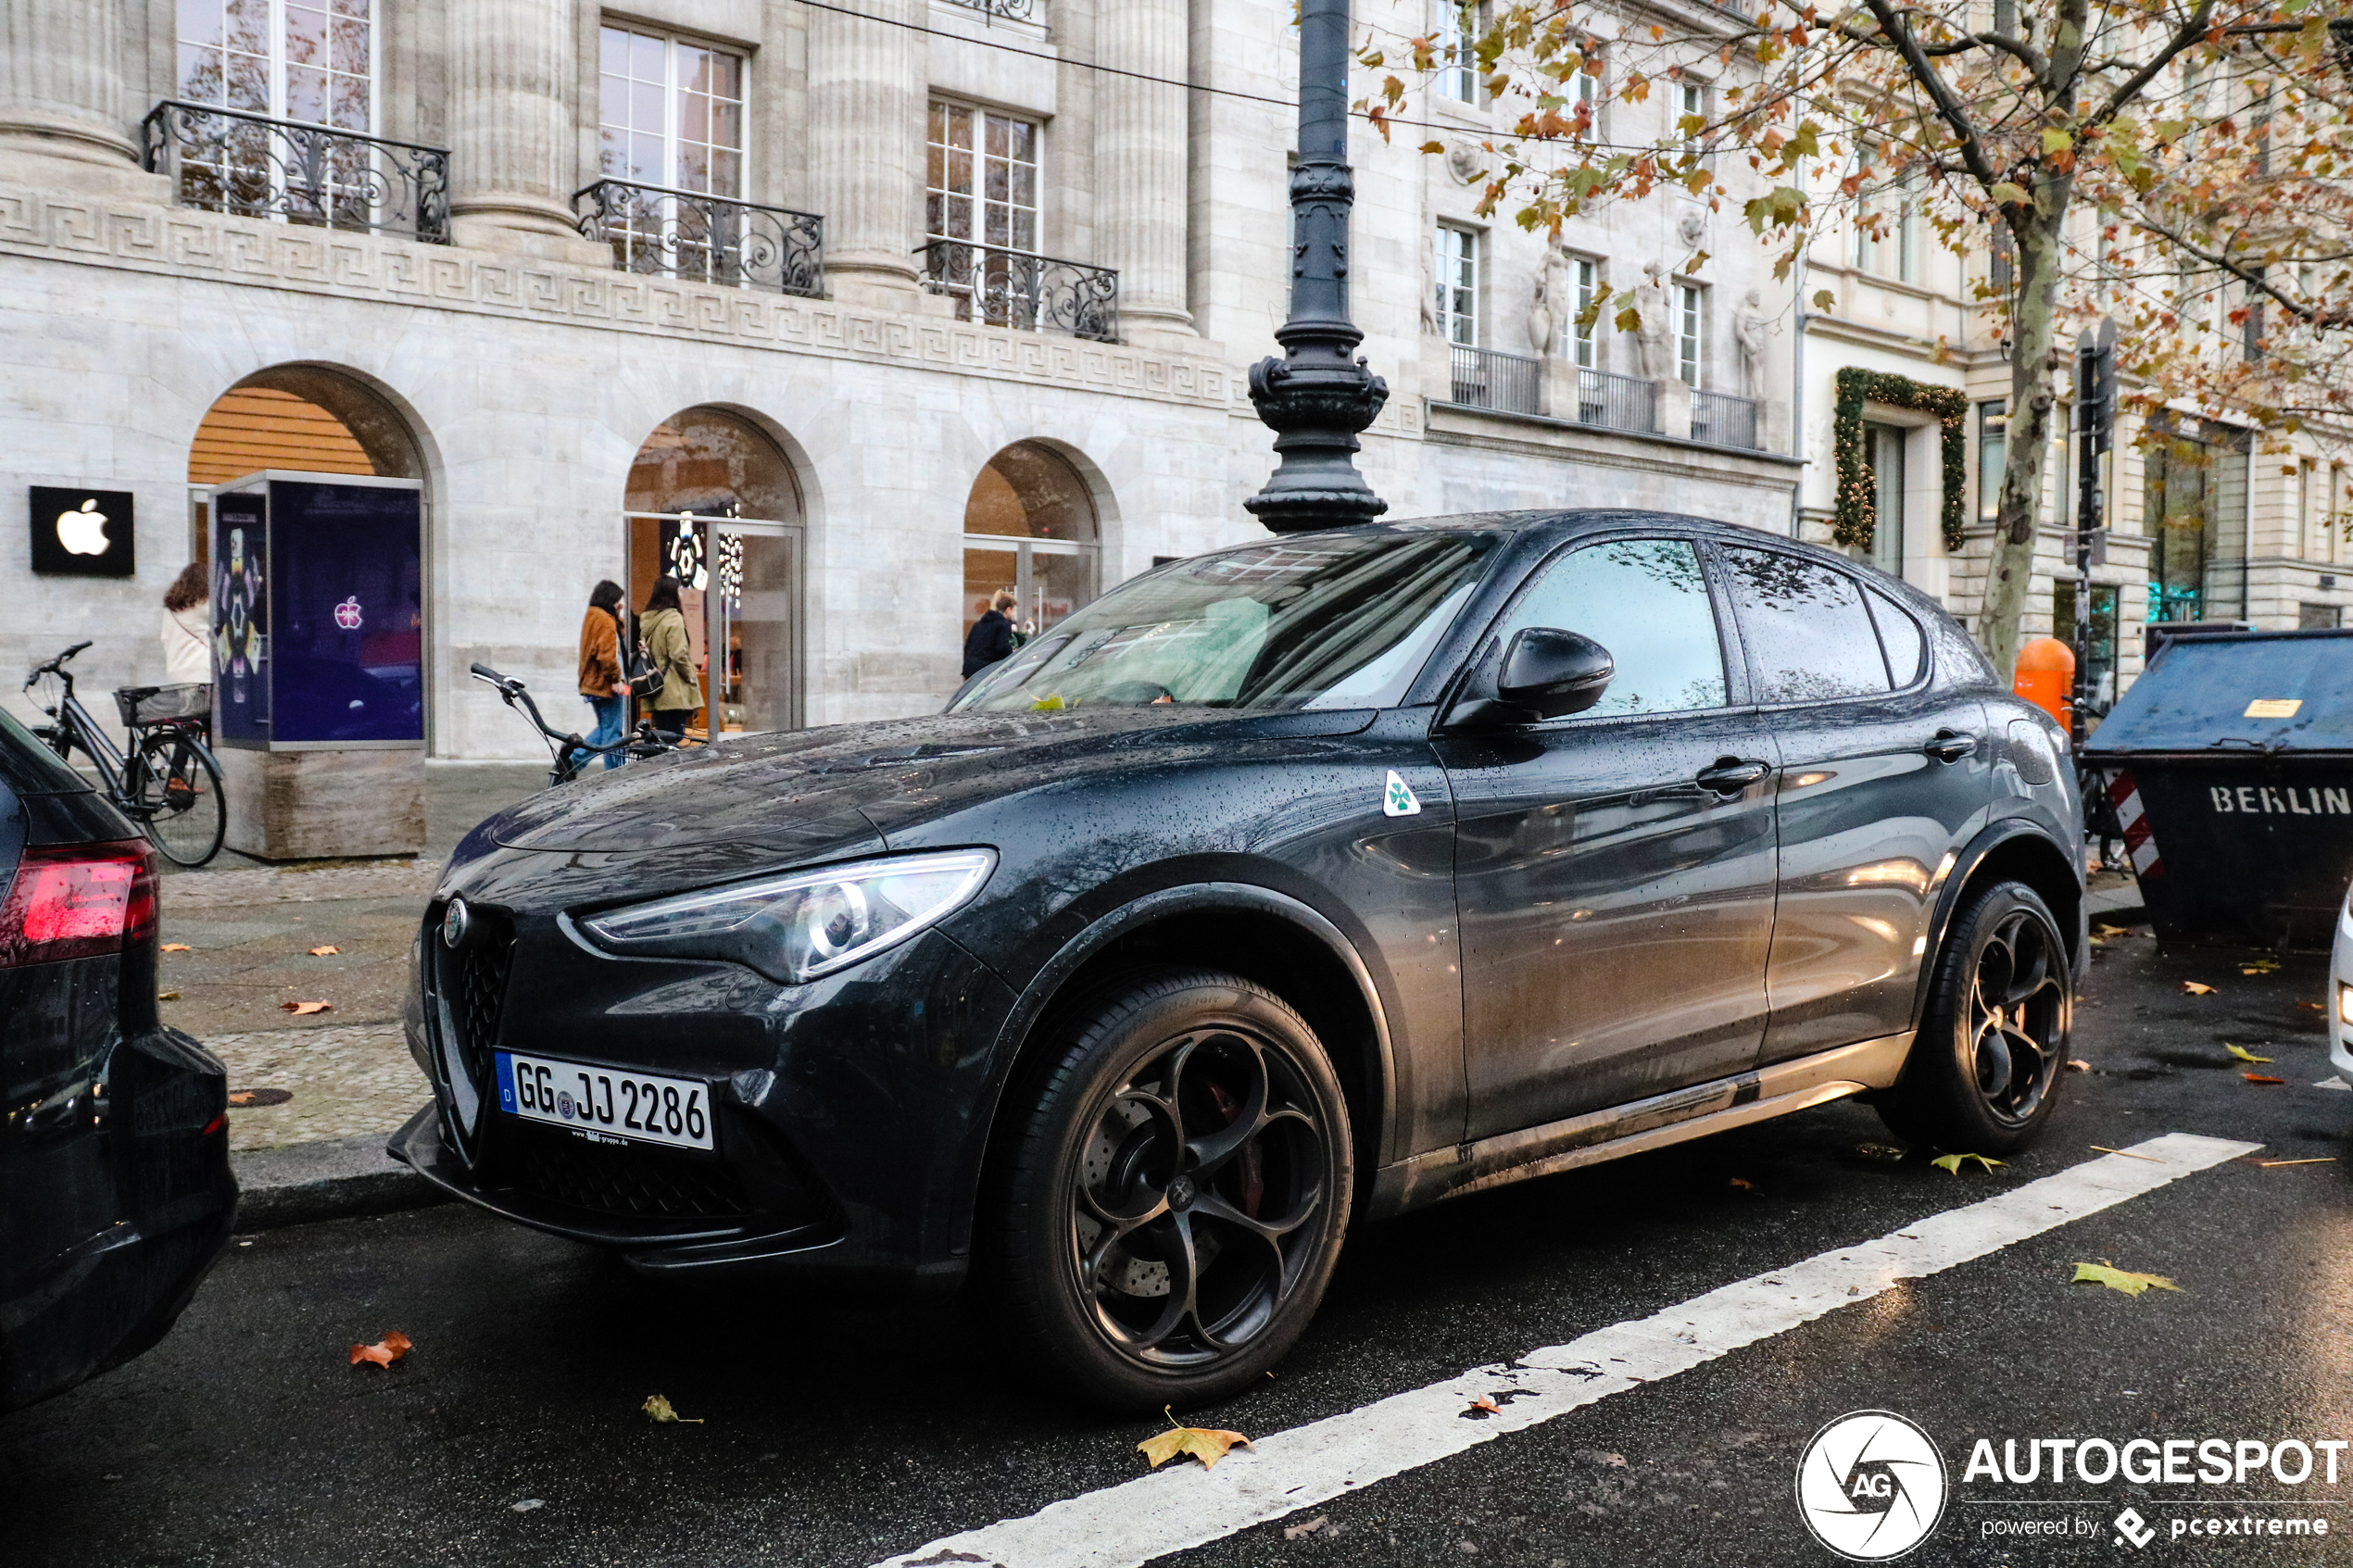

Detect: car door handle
1923,730,1978,763
1696,758,1771,794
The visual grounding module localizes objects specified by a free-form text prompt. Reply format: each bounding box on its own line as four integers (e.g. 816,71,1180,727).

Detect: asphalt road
8,926,2352,1568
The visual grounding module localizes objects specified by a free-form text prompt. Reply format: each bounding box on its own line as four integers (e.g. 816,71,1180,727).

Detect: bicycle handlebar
23,640,94,695
470,661,653,764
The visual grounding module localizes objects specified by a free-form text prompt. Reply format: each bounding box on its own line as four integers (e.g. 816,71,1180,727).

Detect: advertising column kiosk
210,471,425,859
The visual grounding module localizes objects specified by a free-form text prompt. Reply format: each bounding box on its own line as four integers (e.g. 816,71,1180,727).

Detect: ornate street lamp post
1244,0,1388,533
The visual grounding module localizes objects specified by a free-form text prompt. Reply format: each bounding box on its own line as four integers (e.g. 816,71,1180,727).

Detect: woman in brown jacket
574,579,628,771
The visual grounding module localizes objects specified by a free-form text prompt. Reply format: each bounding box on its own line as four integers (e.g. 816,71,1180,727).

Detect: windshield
951,530,1501,714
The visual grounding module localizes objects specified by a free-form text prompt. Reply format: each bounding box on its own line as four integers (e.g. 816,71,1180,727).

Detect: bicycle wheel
132,729,227,867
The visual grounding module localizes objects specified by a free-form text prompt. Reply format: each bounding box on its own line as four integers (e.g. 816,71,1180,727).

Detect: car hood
483,705,1378,861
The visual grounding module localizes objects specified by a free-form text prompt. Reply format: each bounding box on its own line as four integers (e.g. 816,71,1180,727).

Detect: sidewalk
161,762,544,1224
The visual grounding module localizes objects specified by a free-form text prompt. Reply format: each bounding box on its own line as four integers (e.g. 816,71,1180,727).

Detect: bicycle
23,641,228,867
470,662,682,787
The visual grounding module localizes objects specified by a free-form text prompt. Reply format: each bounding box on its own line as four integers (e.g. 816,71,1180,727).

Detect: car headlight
579,849,997,984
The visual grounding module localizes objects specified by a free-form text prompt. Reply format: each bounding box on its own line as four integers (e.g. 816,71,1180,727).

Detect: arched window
963,443,1099,646
625,408,804,735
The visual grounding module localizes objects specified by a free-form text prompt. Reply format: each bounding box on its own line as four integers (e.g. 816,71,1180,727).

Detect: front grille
497,1120,752,1221
429,907,514,1094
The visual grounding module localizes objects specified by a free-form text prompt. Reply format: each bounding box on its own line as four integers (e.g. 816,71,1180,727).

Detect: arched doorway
626,408,806,735
963,443,1100,647
187,367,423,562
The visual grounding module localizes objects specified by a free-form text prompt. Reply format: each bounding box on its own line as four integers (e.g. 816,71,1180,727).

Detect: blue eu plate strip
495,1051,517,1114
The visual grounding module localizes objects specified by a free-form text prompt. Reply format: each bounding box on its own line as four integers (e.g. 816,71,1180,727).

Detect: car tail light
0,840,158,968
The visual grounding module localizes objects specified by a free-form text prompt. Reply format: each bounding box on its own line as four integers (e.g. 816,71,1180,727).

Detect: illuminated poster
211,491,269,746
271,480,423,744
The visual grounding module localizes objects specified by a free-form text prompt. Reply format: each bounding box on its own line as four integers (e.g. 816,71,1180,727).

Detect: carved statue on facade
1528,248,1560,356
1733,288,1770,398
1633,261,1672,380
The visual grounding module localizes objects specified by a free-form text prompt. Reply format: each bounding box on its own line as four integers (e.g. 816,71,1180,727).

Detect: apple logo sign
29,485,135,576
56,498,108,556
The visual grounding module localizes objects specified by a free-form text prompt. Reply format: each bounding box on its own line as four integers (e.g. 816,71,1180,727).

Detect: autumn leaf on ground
2071,1261,2182,1298
1930,1152,2006,1175
1283,1516,1330,1540
2093,923,2132,938
308,945,340,956
2225,1045,2272,1064
2066,1059,2092,1073
1465,1395,1504,1417
281,1000,333,1015
348,1330,412,1368
227,1088,292,1108
2243,1073,2286,1085
1728,1176,1755,1190
1139,1407,1253,1471
2180,982,2218,996
157,991,180,1001
642,1394,704,1424
2241,959,2280,975
2299,1001,2325,1012
160,943,190,952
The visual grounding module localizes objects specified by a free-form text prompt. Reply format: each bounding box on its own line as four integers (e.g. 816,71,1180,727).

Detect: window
2301,458,2320,559
1495,539,1726,717
1565,256,1598,369
2300,603,2343,630
2051,581,2120,710
179,0,374,129
1863,422,1906,578
1720,547,1891,702
1673,282,1701,387
1574,50,1602,119
1675,80,1705,158
1854,163,1918,281
963,443,1100,650
598,28,745,196
926,101,1041,324
1977,401,2007,522
1436,226,1478,347
1866,587,1927,687
1437,1,1479,104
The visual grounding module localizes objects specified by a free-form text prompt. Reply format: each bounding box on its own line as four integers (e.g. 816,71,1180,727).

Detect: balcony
141,101,449,243
937,0,1038,17
574,181,824,297
917,239,1118,342
1691,388,1761,450
1570,368,1658,435
1448,345,1541,416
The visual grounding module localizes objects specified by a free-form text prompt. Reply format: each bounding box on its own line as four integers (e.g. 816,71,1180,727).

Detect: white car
2333,881,2353,1085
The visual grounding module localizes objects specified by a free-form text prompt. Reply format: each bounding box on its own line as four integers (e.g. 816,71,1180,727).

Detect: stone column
447,0,605,257
807,0,924,305
1095,0,1192,336
0,0,139,170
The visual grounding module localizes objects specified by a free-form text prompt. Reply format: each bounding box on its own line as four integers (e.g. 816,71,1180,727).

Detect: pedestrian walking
963,588,1017,679
640,575,701,742
574,579,628,771
159,561,211,685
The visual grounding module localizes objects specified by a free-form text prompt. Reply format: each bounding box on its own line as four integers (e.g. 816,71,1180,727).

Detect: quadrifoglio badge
1797,1411,2342,1556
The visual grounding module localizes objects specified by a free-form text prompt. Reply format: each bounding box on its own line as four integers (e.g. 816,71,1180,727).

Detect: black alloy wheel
994,969,1353,1410
1880,880,2071,1154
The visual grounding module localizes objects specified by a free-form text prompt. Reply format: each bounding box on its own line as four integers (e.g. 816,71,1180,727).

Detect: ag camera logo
1796,1411,1948,1560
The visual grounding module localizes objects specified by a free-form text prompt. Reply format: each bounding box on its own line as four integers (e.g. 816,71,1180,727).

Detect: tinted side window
0,706,86,796
1866,587,1927,686
1496,538,1727,716
1721,547,1891,703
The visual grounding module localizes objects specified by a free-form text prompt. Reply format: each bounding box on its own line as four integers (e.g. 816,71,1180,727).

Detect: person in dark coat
963,589,1018,679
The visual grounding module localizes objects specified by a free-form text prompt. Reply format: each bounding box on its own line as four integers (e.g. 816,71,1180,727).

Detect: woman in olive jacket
640,575,702,741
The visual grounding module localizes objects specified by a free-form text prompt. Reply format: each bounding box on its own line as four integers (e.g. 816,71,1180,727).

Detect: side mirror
1497,627,1615,719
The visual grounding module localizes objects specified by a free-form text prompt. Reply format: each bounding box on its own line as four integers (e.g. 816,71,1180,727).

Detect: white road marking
875,1133,2258,1568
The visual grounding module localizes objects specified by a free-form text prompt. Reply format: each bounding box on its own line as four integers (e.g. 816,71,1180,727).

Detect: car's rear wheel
1880,880,2071,1154
993,969,1352,1411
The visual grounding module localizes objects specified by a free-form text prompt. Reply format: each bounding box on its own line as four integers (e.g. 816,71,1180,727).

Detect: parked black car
393,511,2082,1408
1,705,235,1411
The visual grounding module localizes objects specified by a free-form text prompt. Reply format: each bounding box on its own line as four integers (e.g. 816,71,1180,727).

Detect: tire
132,729,227,868
992,969,1353,1411
1879,880,2071,1154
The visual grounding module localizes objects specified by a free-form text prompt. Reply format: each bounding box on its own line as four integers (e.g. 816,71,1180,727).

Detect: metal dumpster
2082,627,2353,947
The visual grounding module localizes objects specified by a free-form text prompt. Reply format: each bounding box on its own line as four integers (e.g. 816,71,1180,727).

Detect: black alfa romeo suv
393,510,2082,1409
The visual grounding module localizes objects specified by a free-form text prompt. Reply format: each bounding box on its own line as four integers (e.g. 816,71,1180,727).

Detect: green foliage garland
1831,368,1969,554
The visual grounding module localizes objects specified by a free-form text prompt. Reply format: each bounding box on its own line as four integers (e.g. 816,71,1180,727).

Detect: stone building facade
0,0,1804,758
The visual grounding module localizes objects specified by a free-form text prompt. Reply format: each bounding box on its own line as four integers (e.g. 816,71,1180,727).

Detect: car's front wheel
1880,880,2072,1154
993,969,1353,1410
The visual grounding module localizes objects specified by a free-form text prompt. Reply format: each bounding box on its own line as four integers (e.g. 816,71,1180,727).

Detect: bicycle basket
115,683,211,727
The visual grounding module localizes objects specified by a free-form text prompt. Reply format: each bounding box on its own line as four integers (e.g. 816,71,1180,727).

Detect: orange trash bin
2013,635,2075,727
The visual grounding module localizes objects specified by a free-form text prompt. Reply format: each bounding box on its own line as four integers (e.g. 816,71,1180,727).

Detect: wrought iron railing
1571,368,1658,434
1448,345,1542,415
917,239,1118,342
1691,388,1761,449
937,0,1038,18
141,100,449,243
574,180,824,296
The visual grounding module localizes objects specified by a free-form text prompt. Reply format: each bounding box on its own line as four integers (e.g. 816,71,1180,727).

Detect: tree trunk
1978,203,2070,681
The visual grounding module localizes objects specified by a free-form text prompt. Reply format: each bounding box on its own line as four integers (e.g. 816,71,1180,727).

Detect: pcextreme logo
1795,1411,1950,1561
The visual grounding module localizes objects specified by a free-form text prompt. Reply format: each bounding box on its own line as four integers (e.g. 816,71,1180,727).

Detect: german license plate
495,1050,713,1151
